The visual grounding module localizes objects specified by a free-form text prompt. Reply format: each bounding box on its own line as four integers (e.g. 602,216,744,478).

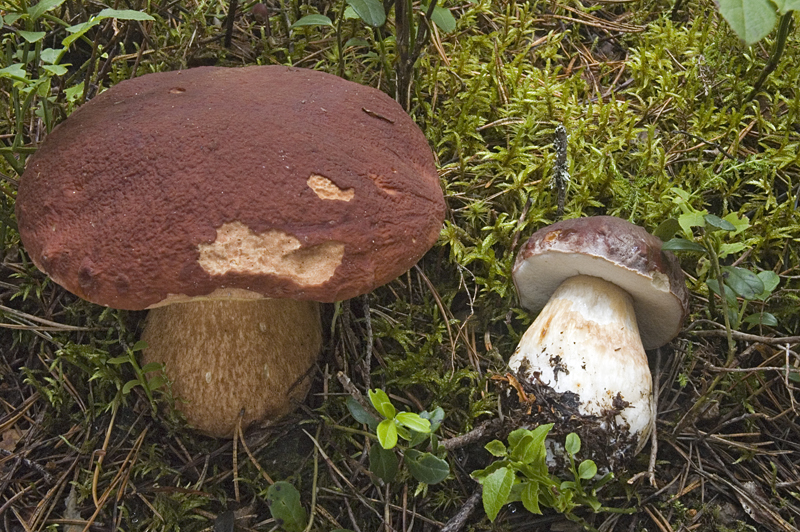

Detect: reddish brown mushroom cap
16,66,444,309
513,216,689,350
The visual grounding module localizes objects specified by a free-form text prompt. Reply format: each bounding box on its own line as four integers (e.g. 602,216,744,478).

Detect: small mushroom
507,216,688,468
16,66,445,437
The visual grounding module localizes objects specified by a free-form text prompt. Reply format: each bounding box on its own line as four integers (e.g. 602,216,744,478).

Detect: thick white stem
141,299,322,437
509,275,654,446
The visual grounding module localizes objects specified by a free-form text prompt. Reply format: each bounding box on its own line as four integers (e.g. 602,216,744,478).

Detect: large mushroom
506,216,688,468
16,66,445,437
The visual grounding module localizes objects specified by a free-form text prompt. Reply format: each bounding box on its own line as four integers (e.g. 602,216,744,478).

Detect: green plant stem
747,11,793,102
704,235,736,365
394,0,412,107
303,424,322,532
674,234,738,435
335,0,346,77
330,424,379,440
374,27,394,94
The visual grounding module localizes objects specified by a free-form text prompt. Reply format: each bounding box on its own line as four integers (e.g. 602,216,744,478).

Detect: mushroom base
141,298,322,438
496,371,640,472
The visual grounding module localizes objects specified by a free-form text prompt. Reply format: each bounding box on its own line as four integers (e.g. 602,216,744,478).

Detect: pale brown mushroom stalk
15,66,445,438
142,299,322,438
509,217,689,467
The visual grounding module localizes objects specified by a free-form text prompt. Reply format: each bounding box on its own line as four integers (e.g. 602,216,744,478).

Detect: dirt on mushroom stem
494,367,640,473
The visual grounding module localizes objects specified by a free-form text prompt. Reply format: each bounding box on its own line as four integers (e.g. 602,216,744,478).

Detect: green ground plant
347,388,450,487
0,2,154,173
472,426,620,526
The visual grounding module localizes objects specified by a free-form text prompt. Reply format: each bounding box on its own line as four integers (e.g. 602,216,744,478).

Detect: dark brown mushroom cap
16,66,444,309
513,216,689,349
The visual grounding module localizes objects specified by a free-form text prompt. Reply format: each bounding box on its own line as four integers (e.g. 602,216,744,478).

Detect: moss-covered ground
2,0,800,530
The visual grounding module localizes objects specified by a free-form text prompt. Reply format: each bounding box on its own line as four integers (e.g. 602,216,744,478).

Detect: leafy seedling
346,390,450,486
659,191,780,346
473,427,619,524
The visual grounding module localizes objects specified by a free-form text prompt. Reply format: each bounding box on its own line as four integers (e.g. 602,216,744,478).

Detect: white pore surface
513,251,683,349
509,275,654,438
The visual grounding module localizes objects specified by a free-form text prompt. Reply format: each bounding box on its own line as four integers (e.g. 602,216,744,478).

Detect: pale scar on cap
307,174,354,201
198,221,344,286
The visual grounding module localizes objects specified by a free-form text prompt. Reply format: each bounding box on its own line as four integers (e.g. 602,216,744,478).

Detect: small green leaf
346,397,379,429
528,423,554,444
122,379,141,395
368,389,396,419
577,459,597,480
18,31,47,43
773,0,800,13
482,466,515,522
147,375,167,390
96,8,155,21
429,5,456,32
585,494,603,512
107,356,131,365
716,0,777,45
42,64,68,76
404,449,450,484
706,279,738,307
704,214,736,232
64,82,84,101
267,482,307,532
28,0,67,21
376,419,398,449
395,412,431,433
521,481,542,514
3,13,24,25
564,433,581,456
63,19,97,46
343,37,370,48
369,445,398,482
652,218,680,242
718,242,748,258
0,64,28,81
395,423,411,442
509,433,540,464
290,14,333,28
346,0,386,27
756,271,780,298
722,266,764,300
63,10,154,47
141,362,163,374
485,440,507,457
742,312,778,328
471,460,509,481
722,212,750,234
420,406,445,432
39,48,65,64
214,510,235,532
506,427,528,450
678,211,707,236
661,238,707,253
131,340,149,352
